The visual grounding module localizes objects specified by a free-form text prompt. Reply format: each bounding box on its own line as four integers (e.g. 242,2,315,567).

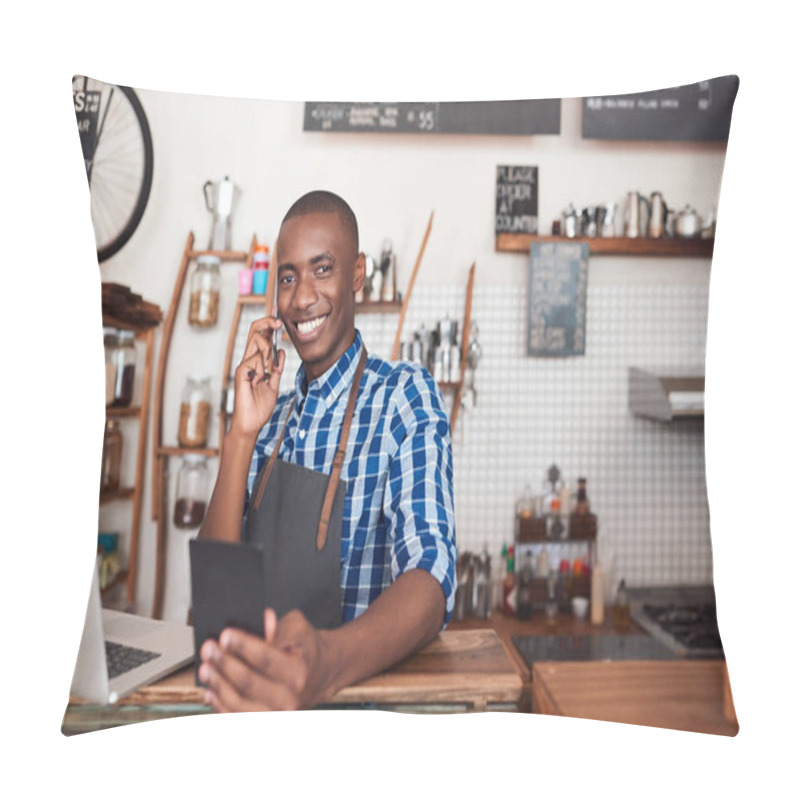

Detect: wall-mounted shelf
355,300,403,314
100,293,160,612
496,234,715,258
628,367,705,422
99,487,136,506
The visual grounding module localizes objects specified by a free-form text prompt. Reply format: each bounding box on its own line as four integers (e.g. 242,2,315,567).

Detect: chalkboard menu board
582,75,739,141
496,166,538,234
528,242,588,357
303,100,561,135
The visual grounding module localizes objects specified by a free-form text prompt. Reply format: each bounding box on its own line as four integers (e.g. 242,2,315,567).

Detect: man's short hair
281,190,359,254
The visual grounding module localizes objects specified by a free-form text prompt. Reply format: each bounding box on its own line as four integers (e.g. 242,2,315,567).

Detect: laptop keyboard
105,641,161,679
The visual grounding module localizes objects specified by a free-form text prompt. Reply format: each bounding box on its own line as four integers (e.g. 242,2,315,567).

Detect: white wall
96,87,728,620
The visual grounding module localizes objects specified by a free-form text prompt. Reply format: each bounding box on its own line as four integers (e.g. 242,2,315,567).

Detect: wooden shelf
236,294,272,305
188,249,249,262
355,300,403,314
157,445,220,458
99,487,136,505
105,405,142,418
495,233,715,258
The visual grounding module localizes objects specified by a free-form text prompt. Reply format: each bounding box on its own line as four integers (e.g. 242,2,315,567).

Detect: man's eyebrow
310,251,336,265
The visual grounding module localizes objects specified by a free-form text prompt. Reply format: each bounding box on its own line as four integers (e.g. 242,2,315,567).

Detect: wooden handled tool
392,211,434,361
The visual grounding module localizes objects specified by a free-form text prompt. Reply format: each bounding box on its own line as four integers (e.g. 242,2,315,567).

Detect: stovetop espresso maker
203,176,240,251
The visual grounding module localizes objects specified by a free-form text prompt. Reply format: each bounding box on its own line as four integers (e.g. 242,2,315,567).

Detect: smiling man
197,190,457,712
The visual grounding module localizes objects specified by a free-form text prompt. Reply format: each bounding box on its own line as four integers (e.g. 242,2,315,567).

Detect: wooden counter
450,611,738,736
63,629,523,734
532,660,739,736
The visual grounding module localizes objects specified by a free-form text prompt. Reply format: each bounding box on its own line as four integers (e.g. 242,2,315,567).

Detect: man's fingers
201,650,300,711
264,608,278,644
218,627,306,693
240,328,274,367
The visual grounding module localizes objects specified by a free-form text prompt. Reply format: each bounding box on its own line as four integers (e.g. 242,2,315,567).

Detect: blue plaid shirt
244,330,457,626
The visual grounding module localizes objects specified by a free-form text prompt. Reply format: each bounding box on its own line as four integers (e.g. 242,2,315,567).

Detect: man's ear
353,252,366,293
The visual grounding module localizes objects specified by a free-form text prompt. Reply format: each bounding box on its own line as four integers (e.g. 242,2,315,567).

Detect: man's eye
279,274,294,285
316,264,332,275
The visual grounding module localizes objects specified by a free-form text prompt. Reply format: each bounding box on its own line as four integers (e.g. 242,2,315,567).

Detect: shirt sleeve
383,367,458,628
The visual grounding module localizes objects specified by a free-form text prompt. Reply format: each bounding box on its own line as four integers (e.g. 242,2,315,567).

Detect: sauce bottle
591,562,605,624
613,578,631,631
502,545,516,616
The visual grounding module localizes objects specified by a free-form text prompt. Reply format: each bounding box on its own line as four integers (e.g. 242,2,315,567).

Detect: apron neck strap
252,345,369,538
317,347,368,551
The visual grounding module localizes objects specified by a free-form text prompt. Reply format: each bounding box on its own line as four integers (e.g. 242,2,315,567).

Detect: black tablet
189,538,267,686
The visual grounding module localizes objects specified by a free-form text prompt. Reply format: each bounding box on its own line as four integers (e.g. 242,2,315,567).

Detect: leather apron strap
252,346,368,552
317,347,367,551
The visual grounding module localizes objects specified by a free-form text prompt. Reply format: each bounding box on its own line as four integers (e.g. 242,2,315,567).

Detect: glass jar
103,327,119,407
220,374,235,417
174,454,209,529
178,376,212,448
189,255,221,328
111,330,136,408
100,419,123,492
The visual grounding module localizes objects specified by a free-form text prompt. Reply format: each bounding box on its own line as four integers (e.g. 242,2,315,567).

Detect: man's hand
198,609,336,712
229,315,286,439
199,571,445,713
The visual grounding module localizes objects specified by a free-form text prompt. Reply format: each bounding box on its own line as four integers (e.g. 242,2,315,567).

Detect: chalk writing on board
303,99,561,135
528,242,588,357
496,165,538,234
582,75,739,141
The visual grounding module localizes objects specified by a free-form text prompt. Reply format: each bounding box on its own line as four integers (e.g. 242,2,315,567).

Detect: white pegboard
231,281,712,592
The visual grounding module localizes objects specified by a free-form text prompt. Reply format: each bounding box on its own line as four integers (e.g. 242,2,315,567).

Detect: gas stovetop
628,586,725,659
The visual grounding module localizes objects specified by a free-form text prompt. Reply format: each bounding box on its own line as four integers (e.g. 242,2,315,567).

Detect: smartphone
189,538,267,686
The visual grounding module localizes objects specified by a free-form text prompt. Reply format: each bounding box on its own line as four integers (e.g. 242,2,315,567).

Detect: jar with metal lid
173,454,210,528
178,376,212,448
189,255,221,328
100,419,123,492
103,327,119,407
111,330,136,408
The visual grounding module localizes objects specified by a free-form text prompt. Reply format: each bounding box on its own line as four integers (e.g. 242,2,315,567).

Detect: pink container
238,269,253,295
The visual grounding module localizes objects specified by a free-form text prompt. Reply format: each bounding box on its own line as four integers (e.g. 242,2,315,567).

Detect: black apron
244,348,367,630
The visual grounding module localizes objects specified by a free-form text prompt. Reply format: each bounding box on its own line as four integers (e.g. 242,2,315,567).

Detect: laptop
70,558,194,704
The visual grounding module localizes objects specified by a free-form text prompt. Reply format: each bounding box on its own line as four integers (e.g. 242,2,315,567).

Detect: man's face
276,211,365,381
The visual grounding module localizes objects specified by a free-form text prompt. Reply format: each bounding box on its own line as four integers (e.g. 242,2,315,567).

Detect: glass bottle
502,545,516,616
189,255,221,328
576,477,590,514
100,419,123,492
112,330,136,408
178,376,212,448
516,551,534,620
613,579,631,631
103,327,119,407
174,455,210,529
516,483,535,541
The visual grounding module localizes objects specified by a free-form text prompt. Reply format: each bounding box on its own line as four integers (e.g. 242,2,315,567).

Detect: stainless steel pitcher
203,176,241,251
624,191,650,238
648,191,668,238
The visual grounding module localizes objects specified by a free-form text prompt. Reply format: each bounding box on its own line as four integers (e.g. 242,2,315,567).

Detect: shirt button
299,429,306,440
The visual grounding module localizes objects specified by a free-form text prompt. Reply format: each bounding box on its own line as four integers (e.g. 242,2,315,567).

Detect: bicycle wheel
73,75,154,263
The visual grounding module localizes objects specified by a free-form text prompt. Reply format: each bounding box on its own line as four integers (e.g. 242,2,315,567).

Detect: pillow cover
66,75,739,738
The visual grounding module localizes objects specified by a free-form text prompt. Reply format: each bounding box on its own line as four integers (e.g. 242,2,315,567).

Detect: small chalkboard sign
73,89,101,175
303,100,561,135
496,166,538,234
582,75,739,142
528,242,588,357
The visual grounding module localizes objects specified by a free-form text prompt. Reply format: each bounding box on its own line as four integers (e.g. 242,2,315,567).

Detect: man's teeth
297,316,326,335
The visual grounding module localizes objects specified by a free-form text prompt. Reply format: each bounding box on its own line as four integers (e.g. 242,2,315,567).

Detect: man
198,190,457,711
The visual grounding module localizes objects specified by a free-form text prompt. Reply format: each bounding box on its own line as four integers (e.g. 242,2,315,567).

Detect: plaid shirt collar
293,329,364,411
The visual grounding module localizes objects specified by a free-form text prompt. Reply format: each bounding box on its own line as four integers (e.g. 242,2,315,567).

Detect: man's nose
294,273,318,309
